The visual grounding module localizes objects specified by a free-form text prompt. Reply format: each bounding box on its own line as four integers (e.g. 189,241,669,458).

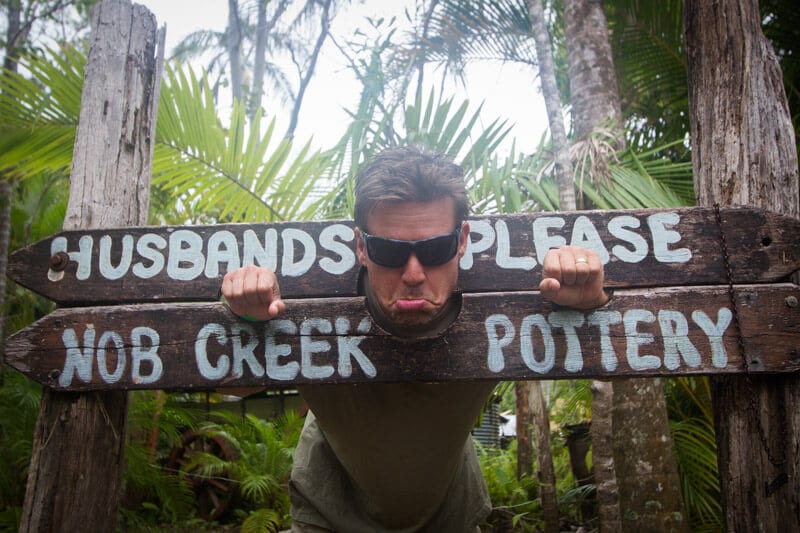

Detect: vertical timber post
19,0,163,531
685,0,800,529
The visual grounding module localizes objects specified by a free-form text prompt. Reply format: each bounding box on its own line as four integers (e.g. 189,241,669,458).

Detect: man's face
356,198,470,329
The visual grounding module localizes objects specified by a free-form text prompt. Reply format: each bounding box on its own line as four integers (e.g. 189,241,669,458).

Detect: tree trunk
611,378,687,531
285,0,332,139
227,0,244,103
0,179,11,359
564,0,622,143
3,0,23,73
563,2,688,531
529,381,559,533
525,2,574,530
1,1,22,359
685,0,800,530
249,0,268,121
515,382,533,479
590,380,621,531
528,0,576,210
19,1,162,531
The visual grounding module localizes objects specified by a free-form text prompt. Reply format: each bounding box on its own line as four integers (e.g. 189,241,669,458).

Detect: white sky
137,0,549,156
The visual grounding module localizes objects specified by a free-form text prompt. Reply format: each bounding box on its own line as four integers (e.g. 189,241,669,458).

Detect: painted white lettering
205,230,241,278
232,323,264,378
520,314,555,374
692,308,732,368
319,224,356,275
648,212,691,263
59,327,96,386
549,311,585,372
533,217,567,265
461,220,495,270
588,310,622,371
300,319,334,379
131,326,163,384
485,314,515,372
195,323,230,380
335,317,376,378
99,235,133,280
242,228,278,270
51,235,93,280
168,230,205,281
658,310,701,370
96,330,126,384
133,233,166,279
624,309,661,370
608,215,648,263
495,220,536,270
282,228,316,277
570,216,610,264
265,320,299,380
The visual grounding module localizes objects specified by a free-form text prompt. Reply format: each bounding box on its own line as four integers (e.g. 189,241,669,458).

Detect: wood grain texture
7,284,799,390
8,206,800,304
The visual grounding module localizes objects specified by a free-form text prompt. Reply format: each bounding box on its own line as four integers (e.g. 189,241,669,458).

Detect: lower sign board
5,284,799,391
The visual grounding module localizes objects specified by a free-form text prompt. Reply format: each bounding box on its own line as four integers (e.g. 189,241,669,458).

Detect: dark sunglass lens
367,237,410,267
416,233,459,266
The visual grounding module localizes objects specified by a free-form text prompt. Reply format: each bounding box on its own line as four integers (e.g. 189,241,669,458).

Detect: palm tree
170,0,341,134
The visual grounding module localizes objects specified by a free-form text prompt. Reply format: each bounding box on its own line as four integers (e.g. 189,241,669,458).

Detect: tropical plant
169,0,339,132
477,440,541,532
152,63,334,224
184,410,304,531
0,370,40,531
120,391,205,528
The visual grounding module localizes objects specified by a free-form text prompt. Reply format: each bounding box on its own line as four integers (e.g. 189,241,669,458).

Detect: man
222,146,608,532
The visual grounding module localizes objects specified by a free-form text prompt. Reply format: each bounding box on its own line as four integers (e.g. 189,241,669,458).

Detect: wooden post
19,1,162,531
685,0,800,529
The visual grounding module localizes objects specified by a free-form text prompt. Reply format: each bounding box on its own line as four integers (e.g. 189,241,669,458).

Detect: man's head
354,146,471,334
354,145,469,232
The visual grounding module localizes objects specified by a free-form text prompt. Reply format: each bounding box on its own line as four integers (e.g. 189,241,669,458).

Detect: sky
136,0,549,156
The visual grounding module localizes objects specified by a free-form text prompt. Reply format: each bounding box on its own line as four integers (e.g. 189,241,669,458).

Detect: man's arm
539,245,609,309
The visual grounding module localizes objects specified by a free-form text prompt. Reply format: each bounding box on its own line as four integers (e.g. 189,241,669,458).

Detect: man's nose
401,252,426,285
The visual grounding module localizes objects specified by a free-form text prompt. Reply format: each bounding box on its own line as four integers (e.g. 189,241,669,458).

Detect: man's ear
457,221,470,259
355,227,368,266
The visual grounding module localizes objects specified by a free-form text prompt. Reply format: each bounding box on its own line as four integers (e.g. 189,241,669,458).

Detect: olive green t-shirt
290,381,496,532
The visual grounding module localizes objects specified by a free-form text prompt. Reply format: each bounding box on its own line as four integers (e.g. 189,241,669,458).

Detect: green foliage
152,64,333,224
607,0,690,152
183,410,303,530
477,441,542,532
120,392,205,528
0,369,41,531
666,378,721,531
0,45,83,180
240,508,282,533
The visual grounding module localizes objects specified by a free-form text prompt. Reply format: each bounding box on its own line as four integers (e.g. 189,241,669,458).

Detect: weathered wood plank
19,1,163,532
8,206,800,304
6,284,799,390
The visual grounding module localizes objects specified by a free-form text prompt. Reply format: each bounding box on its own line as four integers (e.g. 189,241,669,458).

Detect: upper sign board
8,207,800,304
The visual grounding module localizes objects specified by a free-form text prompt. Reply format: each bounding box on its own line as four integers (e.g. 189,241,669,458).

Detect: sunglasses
361,226,462,268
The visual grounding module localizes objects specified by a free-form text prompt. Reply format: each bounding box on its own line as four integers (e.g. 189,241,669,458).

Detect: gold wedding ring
575,257,588,264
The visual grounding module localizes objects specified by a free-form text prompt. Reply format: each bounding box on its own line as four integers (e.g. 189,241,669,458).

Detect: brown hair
354,146,469,232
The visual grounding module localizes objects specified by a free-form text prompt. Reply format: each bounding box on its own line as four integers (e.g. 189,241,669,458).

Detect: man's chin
386,307,437,327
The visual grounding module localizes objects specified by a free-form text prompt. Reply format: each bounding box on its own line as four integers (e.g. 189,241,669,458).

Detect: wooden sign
8,206,800,304
5,284,799,390
5,206,800,390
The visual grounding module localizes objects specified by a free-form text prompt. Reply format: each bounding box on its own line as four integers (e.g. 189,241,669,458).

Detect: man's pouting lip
395,299,428,311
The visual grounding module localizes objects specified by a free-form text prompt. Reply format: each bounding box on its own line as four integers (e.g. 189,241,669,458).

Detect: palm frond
0,45,84,179
152,63,330,224
671,416,722,530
